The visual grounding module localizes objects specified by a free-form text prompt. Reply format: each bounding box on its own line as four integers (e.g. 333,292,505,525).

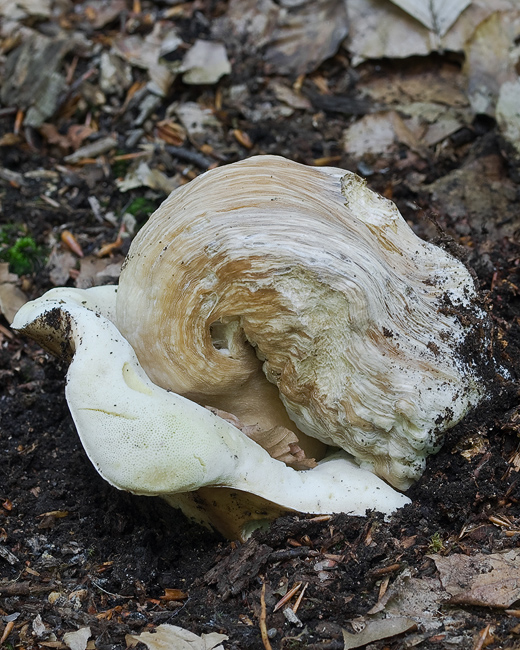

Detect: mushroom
116,155,488,490
12,155,488,539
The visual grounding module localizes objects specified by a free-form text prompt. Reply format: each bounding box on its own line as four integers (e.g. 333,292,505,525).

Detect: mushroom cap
116,155,488,490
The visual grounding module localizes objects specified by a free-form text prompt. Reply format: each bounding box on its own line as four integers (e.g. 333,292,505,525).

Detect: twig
165,145,214,170
268,547,318,562
90,579,133,599
0,581,55,596
274,582,302,612
370,563,402,577
0,107,17,118
293,582,308,613
259,581,273,650
473,624,491,650
0,620,14,644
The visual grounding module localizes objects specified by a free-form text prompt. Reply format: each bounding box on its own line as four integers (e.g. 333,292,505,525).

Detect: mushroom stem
12,290,409,538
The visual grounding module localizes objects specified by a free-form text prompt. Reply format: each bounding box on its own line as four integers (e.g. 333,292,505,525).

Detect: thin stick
0,621,14,644
473,624,491,650
293,582,308,613
260,582,273,650
274,582,302,612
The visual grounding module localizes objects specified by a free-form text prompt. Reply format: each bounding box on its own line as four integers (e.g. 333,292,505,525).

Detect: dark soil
1,4,520,650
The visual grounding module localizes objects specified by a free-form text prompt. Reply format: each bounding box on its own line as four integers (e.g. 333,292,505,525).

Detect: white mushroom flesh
12,289,410,540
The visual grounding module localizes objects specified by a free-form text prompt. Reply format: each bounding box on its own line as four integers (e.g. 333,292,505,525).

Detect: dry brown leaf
82,0,127,29
0,0,51,20
116,160,180,194
363,70,468,108
40,123,72,150
63,627,91,650
112,24,178,96
47,250,77,287
388,0,471,35
497,80,520,155
159,588,188,601
342,617,416,649
213,0,348,76
343,112,411,158
347,0,518,64
67,125,96,151
181,40,231,85
0,262,27,324
463,9,520,115
127,624,228,650
431,550,520,608
271,80,313,110
155,120,186,146
427,155,519,240
0,133,21,146
74,256,123,290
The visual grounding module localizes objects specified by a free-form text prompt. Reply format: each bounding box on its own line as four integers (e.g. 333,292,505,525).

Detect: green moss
111,149,130,179
0,226,46,275
126,196,159,219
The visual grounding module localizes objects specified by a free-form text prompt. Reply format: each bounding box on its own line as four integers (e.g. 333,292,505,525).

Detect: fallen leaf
463,9,520,115
388,0,471,36
47,250,77,287
0,133,21,146
262,0,349,75
362,69,468,108
40,123,73,150
32,613,47,637
496,79,520,155
116,160,180,194
99,51,133,97
67,125,96,151
64,137,118,163
343,111,425,158
346,0,517,64
0,0,51,20
213,0,348,76
342,617,416,649
271,80,312,110
175,102,224,148
427,155,519,239
82,0,127,29
432,549,520,608
159,588,188,601
74,256,123,290
127,624,228,650
181,40,231,85
0,263,27,323
113,23,179,96
0,32,89,128
63,627,91,650
0,284,27,324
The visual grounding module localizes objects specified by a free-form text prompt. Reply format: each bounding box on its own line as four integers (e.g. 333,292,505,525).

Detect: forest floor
1,1,520,649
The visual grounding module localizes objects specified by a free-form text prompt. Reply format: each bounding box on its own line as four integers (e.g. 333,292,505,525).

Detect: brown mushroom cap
116,155,488,490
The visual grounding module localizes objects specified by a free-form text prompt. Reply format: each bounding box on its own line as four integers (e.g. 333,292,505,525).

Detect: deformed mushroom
12,155,489,540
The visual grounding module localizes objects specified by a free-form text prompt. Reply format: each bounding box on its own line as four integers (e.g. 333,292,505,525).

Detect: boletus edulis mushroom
12,155,489,540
